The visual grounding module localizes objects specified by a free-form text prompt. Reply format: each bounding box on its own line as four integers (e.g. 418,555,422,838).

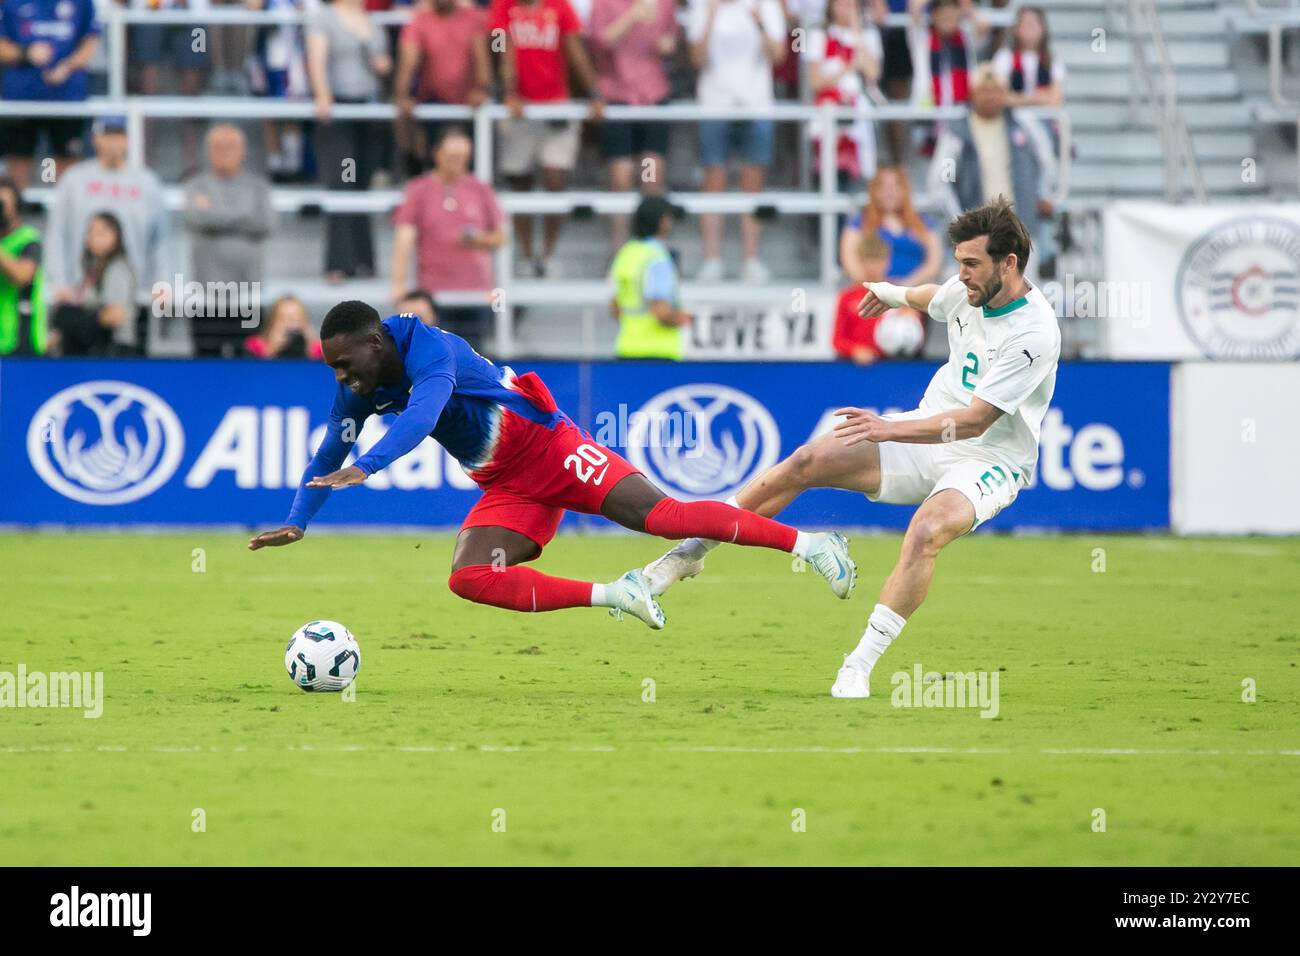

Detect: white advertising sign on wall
1104,203,1300,360
682,293,836,360
1172,364,1300,534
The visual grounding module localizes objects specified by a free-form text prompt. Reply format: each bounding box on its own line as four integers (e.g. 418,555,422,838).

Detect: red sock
448,565,592,612
642,498,797,553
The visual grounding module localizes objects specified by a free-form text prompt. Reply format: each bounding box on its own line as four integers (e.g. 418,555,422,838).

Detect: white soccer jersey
920,274,1061,483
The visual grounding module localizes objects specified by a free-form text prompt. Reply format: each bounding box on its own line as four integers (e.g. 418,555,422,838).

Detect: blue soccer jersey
285,314,563,529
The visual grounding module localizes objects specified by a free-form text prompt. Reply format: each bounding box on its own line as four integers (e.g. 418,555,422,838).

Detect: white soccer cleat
607,569,667,630
642,546,706,597
804,531,856,599
830,658,871,698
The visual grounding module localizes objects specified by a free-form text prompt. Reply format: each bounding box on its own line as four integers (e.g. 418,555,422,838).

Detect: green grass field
2,530,1298,865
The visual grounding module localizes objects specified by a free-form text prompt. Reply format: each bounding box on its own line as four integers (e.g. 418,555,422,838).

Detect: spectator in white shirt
807,0,883,191
688,0,787,283
991,5,1064,109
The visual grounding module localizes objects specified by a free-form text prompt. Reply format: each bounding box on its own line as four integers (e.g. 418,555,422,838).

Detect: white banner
1103,203,1300,360
682,293,836,361
1172,364,1300,534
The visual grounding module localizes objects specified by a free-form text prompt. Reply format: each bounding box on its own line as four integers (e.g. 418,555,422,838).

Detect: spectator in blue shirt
0,0,100,189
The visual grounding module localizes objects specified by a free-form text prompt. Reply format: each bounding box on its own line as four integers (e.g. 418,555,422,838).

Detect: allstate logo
27,381,185,505
625,384,780,500
1175,216,1300,359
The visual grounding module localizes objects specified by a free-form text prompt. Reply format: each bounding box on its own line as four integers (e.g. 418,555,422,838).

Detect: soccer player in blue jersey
249,300,855,627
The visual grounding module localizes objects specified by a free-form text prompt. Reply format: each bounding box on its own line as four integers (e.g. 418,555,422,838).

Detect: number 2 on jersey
961,352,980,390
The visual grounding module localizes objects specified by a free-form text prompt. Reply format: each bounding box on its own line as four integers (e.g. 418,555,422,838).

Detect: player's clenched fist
248,526,304,550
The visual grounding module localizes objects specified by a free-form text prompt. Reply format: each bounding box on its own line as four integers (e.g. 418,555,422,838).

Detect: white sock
847,604,907,672
590,583,612,608
792,531,814,560
675,496,740,559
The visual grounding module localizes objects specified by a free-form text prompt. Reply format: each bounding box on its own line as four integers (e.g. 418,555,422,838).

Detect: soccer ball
875,308,925,358
285,620,361,692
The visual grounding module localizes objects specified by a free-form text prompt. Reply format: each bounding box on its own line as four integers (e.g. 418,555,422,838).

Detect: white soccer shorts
864,409,1023,531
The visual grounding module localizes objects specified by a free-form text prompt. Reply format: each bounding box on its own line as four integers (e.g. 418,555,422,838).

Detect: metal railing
1225,4,1300,193
4,5,1064,359
1,95,1071,358
1112,0,1206,202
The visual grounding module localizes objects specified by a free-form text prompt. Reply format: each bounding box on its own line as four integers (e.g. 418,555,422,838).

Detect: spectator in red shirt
394,0,491,175
489,0,605,278
833,234,922,363
586,0,678,251
390,125,505,354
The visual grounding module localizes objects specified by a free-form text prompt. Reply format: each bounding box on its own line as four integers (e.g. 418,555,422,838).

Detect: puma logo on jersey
1021,349,1039,366
953,317,968,334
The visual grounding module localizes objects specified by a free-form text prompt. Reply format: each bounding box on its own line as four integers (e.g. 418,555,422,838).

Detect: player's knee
448,565,495,604
902,516,947,560
786,443,825,486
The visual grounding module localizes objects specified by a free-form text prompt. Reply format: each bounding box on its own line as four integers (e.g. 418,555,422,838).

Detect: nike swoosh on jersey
591,463,611,486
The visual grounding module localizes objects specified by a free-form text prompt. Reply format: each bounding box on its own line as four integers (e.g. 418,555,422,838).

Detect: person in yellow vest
610,196,690,360
0,177,46,356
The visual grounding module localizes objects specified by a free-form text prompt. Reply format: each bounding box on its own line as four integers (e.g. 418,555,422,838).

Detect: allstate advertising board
0,359,1169,531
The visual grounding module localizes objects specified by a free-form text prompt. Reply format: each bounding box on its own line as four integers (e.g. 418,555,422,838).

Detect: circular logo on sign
624,384,780,501
27,381,185,505
1175,216,1300,359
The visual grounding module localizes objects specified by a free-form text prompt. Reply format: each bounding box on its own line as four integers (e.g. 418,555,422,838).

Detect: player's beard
970,273,1003,308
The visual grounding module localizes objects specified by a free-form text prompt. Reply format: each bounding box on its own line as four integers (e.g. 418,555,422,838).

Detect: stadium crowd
0,0,1064,361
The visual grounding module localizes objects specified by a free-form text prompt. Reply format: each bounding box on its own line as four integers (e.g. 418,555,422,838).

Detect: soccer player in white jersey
635,198,1061,697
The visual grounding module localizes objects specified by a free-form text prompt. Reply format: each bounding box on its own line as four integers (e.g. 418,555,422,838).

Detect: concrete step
1058,38,1232,70
1075,130,1258,160
1067,101,1257,130
1047,9,1226,37
1027,0,1217,9
1070,159,1270,194
1066,69,1242,100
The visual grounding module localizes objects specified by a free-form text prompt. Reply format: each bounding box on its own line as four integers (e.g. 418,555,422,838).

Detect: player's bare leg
601,473,855,598
643,433,881,595
447,525,666,629
831,490,974,698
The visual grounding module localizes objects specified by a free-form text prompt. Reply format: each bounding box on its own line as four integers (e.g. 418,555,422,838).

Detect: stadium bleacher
1,0,1296,360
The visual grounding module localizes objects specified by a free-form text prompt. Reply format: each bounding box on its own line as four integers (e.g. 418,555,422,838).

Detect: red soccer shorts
460,372,640,555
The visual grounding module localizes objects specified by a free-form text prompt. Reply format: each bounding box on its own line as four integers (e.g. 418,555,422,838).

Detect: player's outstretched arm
857,281,942,318
350,373,454,478
834,399,1003,446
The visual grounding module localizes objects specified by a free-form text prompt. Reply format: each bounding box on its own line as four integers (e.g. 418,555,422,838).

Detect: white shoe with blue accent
607,569,667,630
804,532,856,599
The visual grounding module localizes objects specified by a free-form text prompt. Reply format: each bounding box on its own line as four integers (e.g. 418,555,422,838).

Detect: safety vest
0,224,46,356
611,238,682,360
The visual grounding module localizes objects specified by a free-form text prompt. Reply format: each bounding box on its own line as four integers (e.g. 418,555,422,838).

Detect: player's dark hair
321,300,382,340
947,197,1032,273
